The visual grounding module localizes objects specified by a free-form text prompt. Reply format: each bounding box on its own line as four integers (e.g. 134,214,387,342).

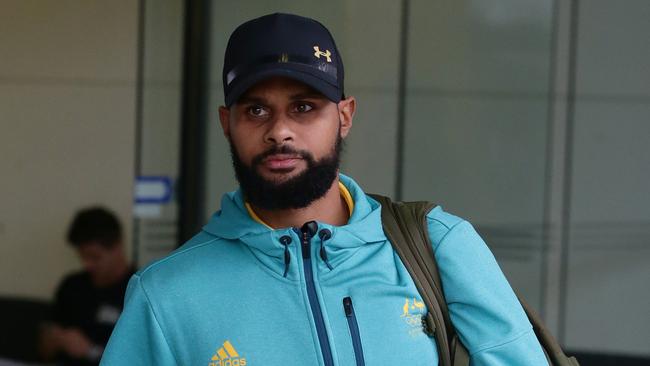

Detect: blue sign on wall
134,176,173,204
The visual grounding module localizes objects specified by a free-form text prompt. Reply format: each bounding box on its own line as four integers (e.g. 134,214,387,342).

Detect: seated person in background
40,207,133,366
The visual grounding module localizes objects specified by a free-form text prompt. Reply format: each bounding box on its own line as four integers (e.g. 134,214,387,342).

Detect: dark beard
229,135,343,210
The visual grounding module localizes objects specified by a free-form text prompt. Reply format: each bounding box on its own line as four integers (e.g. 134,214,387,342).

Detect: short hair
66,207,122,248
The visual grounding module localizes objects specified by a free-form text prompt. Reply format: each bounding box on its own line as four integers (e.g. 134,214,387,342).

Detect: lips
262,154,302,170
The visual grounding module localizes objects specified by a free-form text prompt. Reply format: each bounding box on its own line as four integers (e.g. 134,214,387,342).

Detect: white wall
0,0,138,300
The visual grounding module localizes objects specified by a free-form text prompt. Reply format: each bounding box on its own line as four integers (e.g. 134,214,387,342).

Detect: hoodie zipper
298,222,334,366
343,297,366,366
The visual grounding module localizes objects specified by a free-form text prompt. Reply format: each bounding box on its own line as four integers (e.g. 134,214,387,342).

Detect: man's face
77,241,122,286
219,77,355,210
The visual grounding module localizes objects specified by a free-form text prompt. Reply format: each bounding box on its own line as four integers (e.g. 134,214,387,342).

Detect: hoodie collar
202,174,387,247
244,181,355,229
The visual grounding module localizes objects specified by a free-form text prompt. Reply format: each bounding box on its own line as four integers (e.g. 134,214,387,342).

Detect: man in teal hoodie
101,13,548,366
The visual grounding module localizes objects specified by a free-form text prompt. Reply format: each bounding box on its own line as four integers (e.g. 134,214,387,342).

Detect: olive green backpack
369,194,579,366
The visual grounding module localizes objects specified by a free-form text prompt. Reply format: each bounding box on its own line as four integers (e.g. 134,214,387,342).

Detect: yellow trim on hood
338,181,354,217
245,180,355,228
244,202,273,229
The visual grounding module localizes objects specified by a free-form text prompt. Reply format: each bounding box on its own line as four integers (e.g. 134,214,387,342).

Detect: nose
82,259,97,273
263,114,294,145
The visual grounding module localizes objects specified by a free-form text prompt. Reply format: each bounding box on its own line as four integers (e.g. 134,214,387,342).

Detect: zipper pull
343,296,366,366
318,229,334,270
300,221,318,259
343,296,353,317
279,235,292,278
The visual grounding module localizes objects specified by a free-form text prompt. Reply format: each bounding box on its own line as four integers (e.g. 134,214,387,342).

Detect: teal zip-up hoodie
101,175,547,365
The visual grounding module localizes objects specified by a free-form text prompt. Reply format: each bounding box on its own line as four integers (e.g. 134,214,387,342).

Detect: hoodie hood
201,174,387,278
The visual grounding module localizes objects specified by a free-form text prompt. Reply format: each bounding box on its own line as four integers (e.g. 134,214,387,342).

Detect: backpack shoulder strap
368,193,469,366
518,297,580,365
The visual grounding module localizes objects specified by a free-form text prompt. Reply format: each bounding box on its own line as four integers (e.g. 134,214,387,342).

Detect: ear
337,96,355,139
218,106,231,138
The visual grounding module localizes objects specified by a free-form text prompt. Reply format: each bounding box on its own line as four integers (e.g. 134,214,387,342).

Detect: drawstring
318,229,333,271
279,235,292,278
279,229,332,276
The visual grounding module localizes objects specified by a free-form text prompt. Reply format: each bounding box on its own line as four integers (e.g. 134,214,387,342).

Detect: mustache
251,145,314,166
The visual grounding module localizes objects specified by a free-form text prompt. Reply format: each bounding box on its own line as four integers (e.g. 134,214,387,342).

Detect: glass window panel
402,0,555,310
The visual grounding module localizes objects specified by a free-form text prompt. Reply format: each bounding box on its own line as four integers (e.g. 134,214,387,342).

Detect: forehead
77,241,112,256
237,76,326,102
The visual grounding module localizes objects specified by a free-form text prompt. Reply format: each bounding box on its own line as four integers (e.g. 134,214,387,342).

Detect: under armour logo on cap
313,46,332,62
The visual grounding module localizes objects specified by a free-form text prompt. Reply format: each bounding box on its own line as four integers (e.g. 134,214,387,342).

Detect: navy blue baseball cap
223,13,344,107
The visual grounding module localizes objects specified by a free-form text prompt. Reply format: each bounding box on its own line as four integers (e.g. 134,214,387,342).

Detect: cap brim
225,63,341,107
